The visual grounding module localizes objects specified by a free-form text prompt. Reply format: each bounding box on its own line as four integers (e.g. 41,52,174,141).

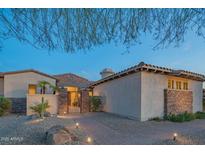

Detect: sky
0,31,205,81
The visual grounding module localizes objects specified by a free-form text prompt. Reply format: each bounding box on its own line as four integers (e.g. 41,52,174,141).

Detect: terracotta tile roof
54,73,92,88
90,62,205,87
1,69,57,80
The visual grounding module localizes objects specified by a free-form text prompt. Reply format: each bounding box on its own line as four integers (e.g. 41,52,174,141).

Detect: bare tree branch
0,8,205,53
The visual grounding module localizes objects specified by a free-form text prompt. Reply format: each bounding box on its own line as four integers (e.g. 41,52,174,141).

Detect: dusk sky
0,31,205,81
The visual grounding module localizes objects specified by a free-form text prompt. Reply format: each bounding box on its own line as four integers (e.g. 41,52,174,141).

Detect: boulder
45,125,80,145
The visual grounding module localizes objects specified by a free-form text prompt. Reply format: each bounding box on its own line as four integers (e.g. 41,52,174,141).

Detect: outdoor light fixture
75,122,79,128
173,133,178,141
64,111,66,114
87,137,92,143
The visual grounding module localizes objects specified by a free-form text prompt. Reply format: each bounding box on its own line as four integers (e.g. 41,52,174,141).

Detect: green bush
0,96,11,116
164,112,196,122
195,112,205,119
30,97,49,118
89,96,101,112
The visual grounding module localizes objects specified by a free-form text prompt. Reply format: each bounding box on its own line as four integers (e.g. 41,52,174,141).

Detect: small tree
36,81,50,118
49,84,59,94
38,81,49,94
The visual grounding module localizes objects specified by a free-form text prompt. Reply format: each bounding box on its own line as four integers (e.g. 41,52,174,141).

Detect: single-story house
90,62,205,121
0,70,91,115
0,62,204,121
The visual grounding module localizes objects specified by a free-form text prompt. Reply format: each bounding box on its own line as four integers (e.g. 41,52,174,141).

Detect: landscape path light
173,133,178,141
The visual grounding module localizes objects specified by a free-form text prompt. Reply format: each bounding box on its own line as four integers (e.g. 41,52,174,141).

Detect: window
89,91,93,96
168,80,171,89
176,81,182,90
28,84,37,95
183,82,188,90
171,80,175,89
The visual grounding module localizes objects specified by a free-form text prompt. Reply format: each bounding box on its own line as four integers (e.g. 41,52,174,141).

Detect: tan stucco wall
0,78,4,96
4,72,56,98
189,80,203,112
27,94,58,115
93,72,141,120
141,72,167,121
141,71,203,121
93,71,203,121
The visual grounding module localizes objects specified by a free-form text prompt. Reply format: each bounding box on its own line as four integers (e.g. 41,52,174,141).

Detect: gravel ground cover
0,114,75,145
1,112,205,145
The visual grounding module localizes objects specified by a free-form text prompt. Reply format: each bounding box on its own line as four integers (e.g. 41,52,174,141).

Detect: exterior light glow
64,111,66,114
76,122,79,128
173,133,178,141
87,137,92,143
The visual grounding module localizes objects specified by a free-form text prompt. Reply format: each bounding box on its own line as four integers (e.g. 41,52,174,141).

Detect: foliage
49,84,59,94
164,112,196,122
0,96,11,116
195,112,205,119
38,81,50,94
30,99,50,118
1,9,205,52
89,96,101,112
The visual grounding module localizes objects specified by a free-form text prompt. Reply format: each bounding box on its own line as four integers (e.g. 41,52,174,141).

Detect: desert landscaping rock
45,125,81,144
0,114,75,144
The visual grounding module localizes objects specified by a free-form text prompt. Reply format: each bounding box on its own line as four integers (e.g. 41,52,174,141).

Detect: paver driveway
63,112,205,145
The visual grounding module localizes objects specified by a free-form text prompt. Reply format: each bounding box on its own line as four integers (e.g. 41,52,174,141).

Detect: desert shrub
30,98,49,118
195,112,205,119
0,96,11,116
89,96,101,112
164,112,195,122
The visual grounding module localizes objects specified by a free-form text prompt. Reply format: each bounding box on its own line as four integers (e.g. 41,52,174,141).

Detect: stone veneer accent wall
80,90,90,113
164,89,193,115
58,88,68,115
9,98,27,114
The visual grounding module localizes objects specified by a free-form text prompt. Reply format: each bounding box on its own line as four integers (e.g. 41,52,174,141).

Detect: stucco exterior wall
189,80,203,112
27,94,58,115
141,72,167,121
141,72,203,121
93,72,141,120
0,78,3,96
4,72,56,98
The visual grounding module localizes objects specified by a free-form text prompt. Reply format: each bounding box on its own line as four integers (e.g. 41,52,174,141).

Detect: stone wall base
164,89,193,115
9,98,27,114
